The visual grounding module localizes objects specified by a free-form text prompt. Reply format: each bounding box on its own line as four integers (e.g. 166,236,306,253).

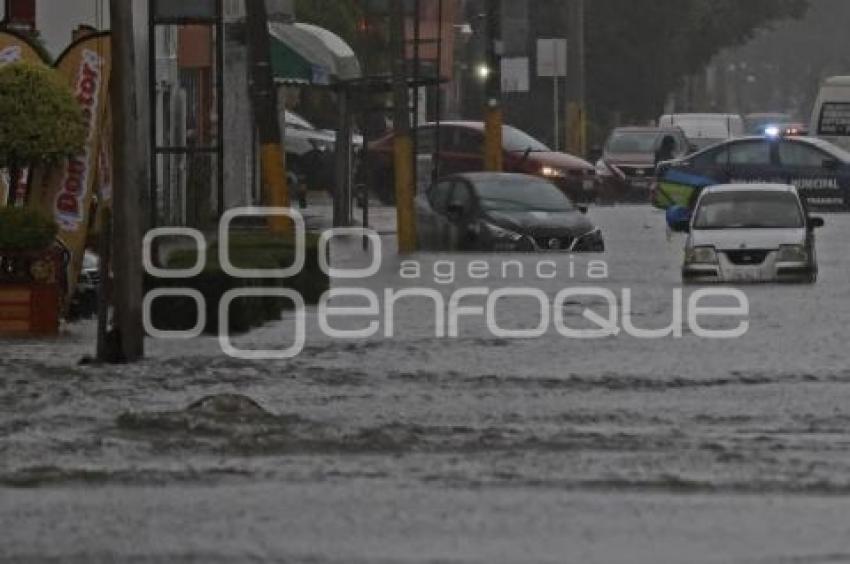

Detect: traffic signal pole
246,0,290,233
390,0,418,253
483,0,503,171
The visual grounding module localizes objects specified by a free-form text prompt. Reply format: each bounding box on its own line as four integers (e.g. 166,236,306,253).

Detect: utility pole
246,0,290,233
566,0,586,157
483,0,502,171
390,0,417,253
108,0,144,362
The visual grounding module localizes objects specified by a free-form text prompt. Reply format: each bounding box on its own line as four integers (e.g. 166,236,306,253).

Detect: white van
810,76,850,152
658,113,744,151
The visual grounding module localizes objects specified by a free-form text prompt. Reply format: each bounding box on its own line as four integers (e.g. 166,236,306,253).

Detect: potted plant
0,62,85,335
0,187,63,335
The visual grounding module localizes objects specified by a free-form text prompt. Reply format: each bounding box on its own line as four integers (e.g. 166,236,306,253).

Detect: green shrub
0,206,58,251
0,63,86,169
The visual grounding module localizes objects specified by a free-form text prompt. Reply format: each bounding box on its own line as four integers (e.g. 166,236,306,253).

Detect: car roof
450,172,545,183
702,183,798,195
823,75,850,86
662,113,742,119
611,126,682,134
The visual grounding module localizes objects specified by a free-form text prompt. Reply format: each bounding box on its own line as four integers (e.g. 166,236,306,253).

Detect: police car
652,135,850,211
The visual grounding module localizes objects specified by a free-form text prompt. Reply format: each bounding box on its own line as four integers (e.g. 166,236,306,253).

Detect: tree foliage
0,63,86,168
586,0,809,129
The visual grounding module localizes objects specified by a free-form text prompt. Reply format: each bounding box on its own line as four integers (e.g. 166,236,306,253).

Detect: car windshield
694,191,804,229
606,131,661,154
476,177,574,212
502,126,551,152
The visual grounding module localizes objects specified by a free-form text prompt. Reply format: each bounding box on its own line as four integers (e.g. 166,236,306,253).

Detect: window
779,141,829,168
428,180,453,214
722,141,772,166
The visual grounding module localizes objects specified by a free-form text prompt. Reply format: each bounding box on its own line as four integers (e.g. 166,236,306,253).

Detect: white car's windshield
606,131,661,154
694,191,804,229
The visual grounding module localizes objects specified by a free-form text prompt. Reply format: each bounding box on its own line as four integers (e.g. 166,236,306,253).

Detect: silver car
682,184,824,284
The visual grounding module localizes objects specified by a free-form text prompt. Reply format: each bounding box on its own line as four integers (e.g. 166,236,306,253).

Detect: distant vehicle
415,173,605,252
283,111,363,191
679,184,823,284
658,113,744,151
69,250,99,320
595,126,691,202
365,122,597,205
652,135,850,211
745,113,794,135
810,76,850,152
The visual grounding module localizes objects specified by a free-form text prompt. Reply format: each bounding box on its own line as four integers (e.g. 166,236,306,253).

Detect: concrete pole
108,0,144,362
246,0,290,233
566,0,586,157
483,0,503,171
391,0,418,253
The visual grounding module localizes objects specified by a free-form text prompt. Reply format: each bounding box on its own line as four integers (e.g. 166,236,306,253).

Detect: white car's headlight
777,244,808,263
541,166,566,178
685,246,719,265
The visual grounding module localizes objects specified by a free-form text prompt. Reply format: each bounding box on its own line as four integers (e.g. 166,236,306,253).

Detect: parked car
810,75,850,152
415,172,605,253
595,126,691,202
680,184,823,284
653,134,850,211
364,122,597,205
68,250,99,320
658,113,744,151
283,110,363,191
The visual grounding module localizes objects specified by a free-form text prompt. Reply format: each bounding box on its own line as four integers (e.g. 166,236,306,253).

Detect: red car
362,121,597,204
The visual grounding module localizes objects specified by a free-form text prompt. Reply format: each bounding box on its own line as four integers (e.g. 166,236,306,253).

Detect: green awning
268,22,361,86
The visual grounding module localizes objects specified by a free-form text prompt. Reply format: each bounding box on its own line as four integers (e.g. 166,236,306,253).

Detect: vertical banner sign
30,34,112,304
0,31,48,206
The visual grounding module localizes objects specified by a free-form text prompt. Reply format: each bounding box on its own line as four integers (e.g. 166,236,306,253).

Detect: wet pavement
3,205,850,563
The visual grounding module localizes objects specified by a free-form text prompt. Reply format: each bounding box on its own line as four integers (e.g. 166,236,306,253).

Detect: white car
682,184,824,284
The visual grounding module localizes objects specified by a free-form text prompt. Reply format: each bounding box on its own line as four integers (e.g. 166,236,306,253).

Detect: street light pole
566,0,586,157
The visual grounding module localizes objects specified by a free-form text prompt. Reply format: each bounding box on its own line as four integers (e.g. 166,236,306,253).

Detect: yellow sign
0,31,48,206
30,33,112,304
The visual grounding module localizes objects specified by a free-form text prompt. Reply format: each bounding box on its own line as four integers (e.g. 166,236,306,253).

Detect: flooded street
4,206,850,563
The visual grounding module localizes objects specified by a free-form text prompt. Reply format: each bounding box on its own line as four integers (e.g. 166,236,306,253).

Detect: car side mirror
688,143,699,153
823,158,840,171
671,219,691,233
809,216,825,229
577,205,589,215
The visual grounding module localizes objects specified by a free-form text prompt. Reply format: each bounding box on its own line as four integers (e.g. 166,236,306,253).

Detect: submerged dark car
415,173,605,252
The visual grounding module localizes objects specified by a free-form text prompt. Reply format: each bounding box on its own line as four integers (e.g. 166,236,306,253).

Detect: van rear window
818,103,850,136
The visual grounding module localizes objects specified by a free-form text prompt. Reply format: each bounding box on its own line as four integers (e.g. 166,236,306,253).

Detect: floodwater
3,206,850,563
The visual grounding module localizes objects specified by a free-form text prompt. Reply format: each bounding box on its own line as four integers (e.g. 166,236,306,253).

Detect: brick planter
0,248,62,336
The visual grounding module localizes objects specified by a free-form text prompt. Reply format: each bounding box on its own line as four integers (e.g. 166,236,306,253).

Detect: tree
0,63,86,204
585,0,809,136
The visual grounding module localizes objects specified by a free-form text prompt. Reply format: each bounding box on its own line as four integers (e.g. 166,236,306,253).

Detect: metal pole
391,0,418,253
483,0,502,171
433,0,444,184
108,0,145,362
